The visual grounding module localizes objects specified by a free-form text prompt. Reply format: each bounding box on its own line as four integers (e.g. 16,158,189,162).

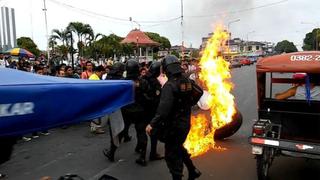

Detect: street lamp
301,21,319,50
227,19,240,49
136,36,139,59
246,31,255,52
129,17,141,30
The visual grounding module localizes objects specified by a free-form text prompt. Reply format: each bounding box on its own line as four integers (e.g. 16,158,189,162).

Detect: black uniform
106,62,131,143
144,61,163,159
103,62,126,162
0,136,17,178
122,59,151,166
149,55,201,180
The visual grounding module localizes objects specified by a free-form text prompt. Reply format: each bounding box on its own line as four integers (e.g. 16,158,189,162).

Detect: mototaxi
249,51,320,180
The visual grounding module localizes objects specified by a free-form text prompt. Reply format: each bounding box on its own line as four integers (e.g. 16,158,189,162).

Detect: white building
0,6,17,51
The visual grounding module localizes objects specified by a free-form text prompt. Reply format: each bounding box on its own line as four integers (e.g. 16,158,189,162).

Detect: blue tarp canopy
0,68,134,136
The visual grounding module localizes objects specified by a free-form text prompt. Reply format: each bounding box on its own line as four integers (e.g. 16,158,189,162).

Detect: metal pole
70,32,74,70
246,31,255,52
181,0,184,61
129,17,141,30
227,19,240,51
43,0,50,62
316,29,318,51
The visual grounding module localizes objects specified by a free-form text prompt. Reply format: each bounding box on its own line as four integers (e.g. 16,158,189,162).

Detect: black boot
149,153,164,161
135,157,147,166
182,150,201,180
103,144,117,162
171,174,182,180
135,145,143,154
149,135,163,161
188,168,201,180
136,150,147,166
123,135,132,142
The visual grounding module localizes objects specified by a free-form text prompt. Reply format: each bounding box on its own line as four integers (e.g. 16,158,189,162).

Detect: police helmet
161,55,182,75
126,59,140,79
110,61,125,75
149,61,161,77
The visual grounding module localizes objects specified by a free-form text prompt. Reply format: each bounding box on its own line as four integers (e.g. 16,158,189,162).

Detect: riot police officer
121,59,151,166
146,55,201,180
105,61,132,143
144,61,164,161
103,61,126,162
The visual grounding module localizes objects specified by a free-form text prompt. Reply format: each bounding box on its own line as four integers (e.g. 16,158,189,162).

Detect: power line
143,17,181,28
48,0,180,24
186,0,289,18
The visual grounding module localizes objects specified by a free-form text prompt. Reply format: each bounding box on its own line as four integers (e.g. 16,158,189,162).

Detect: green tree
67,22,93,57
84,33,104,59
191,49,200,59
145,32,171,49
17,37,41,57
93,34,126,58
274,40,298,53
171,50,179,57
302,28,320,51
51,29,70,46
50,29,72,58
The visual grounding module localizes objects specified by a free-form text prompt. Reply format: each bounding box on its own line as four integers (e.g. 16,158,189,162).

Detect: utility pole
227,19,240,48
42,0,50,62
180,0,184,61
246,31,255,53
70,32,74,70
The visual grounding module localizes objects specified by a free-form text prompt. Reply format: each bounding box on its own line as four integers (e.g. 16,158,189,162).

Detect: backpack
171,77,203,107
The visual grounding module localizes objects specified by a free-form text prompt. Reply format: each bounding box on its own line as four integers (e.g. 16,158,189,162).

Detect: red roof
256,51,320,73
121,29,160,46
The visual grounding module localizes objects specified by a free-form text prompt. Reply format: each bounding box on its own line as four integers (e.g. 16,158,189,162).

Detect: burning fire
184,25,236,157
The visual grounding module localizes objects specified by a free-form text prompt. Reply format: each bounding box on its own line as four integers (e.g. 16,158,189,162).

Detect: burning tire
214,108,242,140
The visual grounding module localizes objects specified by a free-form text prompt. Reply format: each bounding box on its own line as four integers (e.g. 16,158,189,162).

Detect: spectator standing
65,66,79,79
81,61,93,79
88,65,106,134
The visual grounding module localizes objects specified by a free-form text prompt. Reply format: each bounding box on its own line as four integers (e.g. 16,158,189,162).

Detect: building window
240,46,244,51
248,46,252,51
256,46,260,50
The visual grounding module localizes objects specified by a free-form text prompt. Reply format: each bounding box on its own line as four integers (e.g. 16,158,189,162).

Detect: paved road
1,65,320,180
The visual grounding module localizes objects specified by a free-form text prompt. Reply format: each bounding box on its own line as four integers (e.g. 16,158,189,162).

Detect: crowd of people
0,54,202,180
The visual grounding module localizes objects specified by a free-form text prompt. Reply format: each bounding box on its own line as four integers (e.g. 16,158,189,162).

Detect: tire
256,147,271,180
214,108,243,140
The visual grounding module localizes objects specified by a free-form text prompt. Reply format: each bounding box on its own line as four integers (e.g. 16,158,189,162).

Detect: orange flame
184,25,235,157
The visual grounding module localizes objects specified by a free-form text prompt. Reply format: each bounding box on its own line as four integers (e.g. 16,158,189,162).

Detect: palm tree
67,22,94,57
50,29,72,58
80,32,104,59
51,29,69,46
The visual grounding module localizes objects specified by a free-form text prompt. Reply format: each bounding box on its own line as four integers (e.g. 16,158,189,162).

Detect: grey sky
0,0,319,50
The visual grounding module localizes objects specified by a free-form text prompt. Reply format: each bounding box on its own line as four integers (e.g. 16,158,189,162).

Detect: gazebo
121,29,160,62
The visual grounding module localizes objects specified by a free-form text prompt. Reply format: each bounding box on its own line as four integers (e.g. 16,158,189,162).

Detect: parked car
247,56,259,63
239,58,252,66
229,60,242,68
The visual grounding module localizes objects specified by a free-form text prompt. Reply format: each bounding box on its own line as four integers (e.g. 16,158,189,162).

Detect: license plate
252,146,263,155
